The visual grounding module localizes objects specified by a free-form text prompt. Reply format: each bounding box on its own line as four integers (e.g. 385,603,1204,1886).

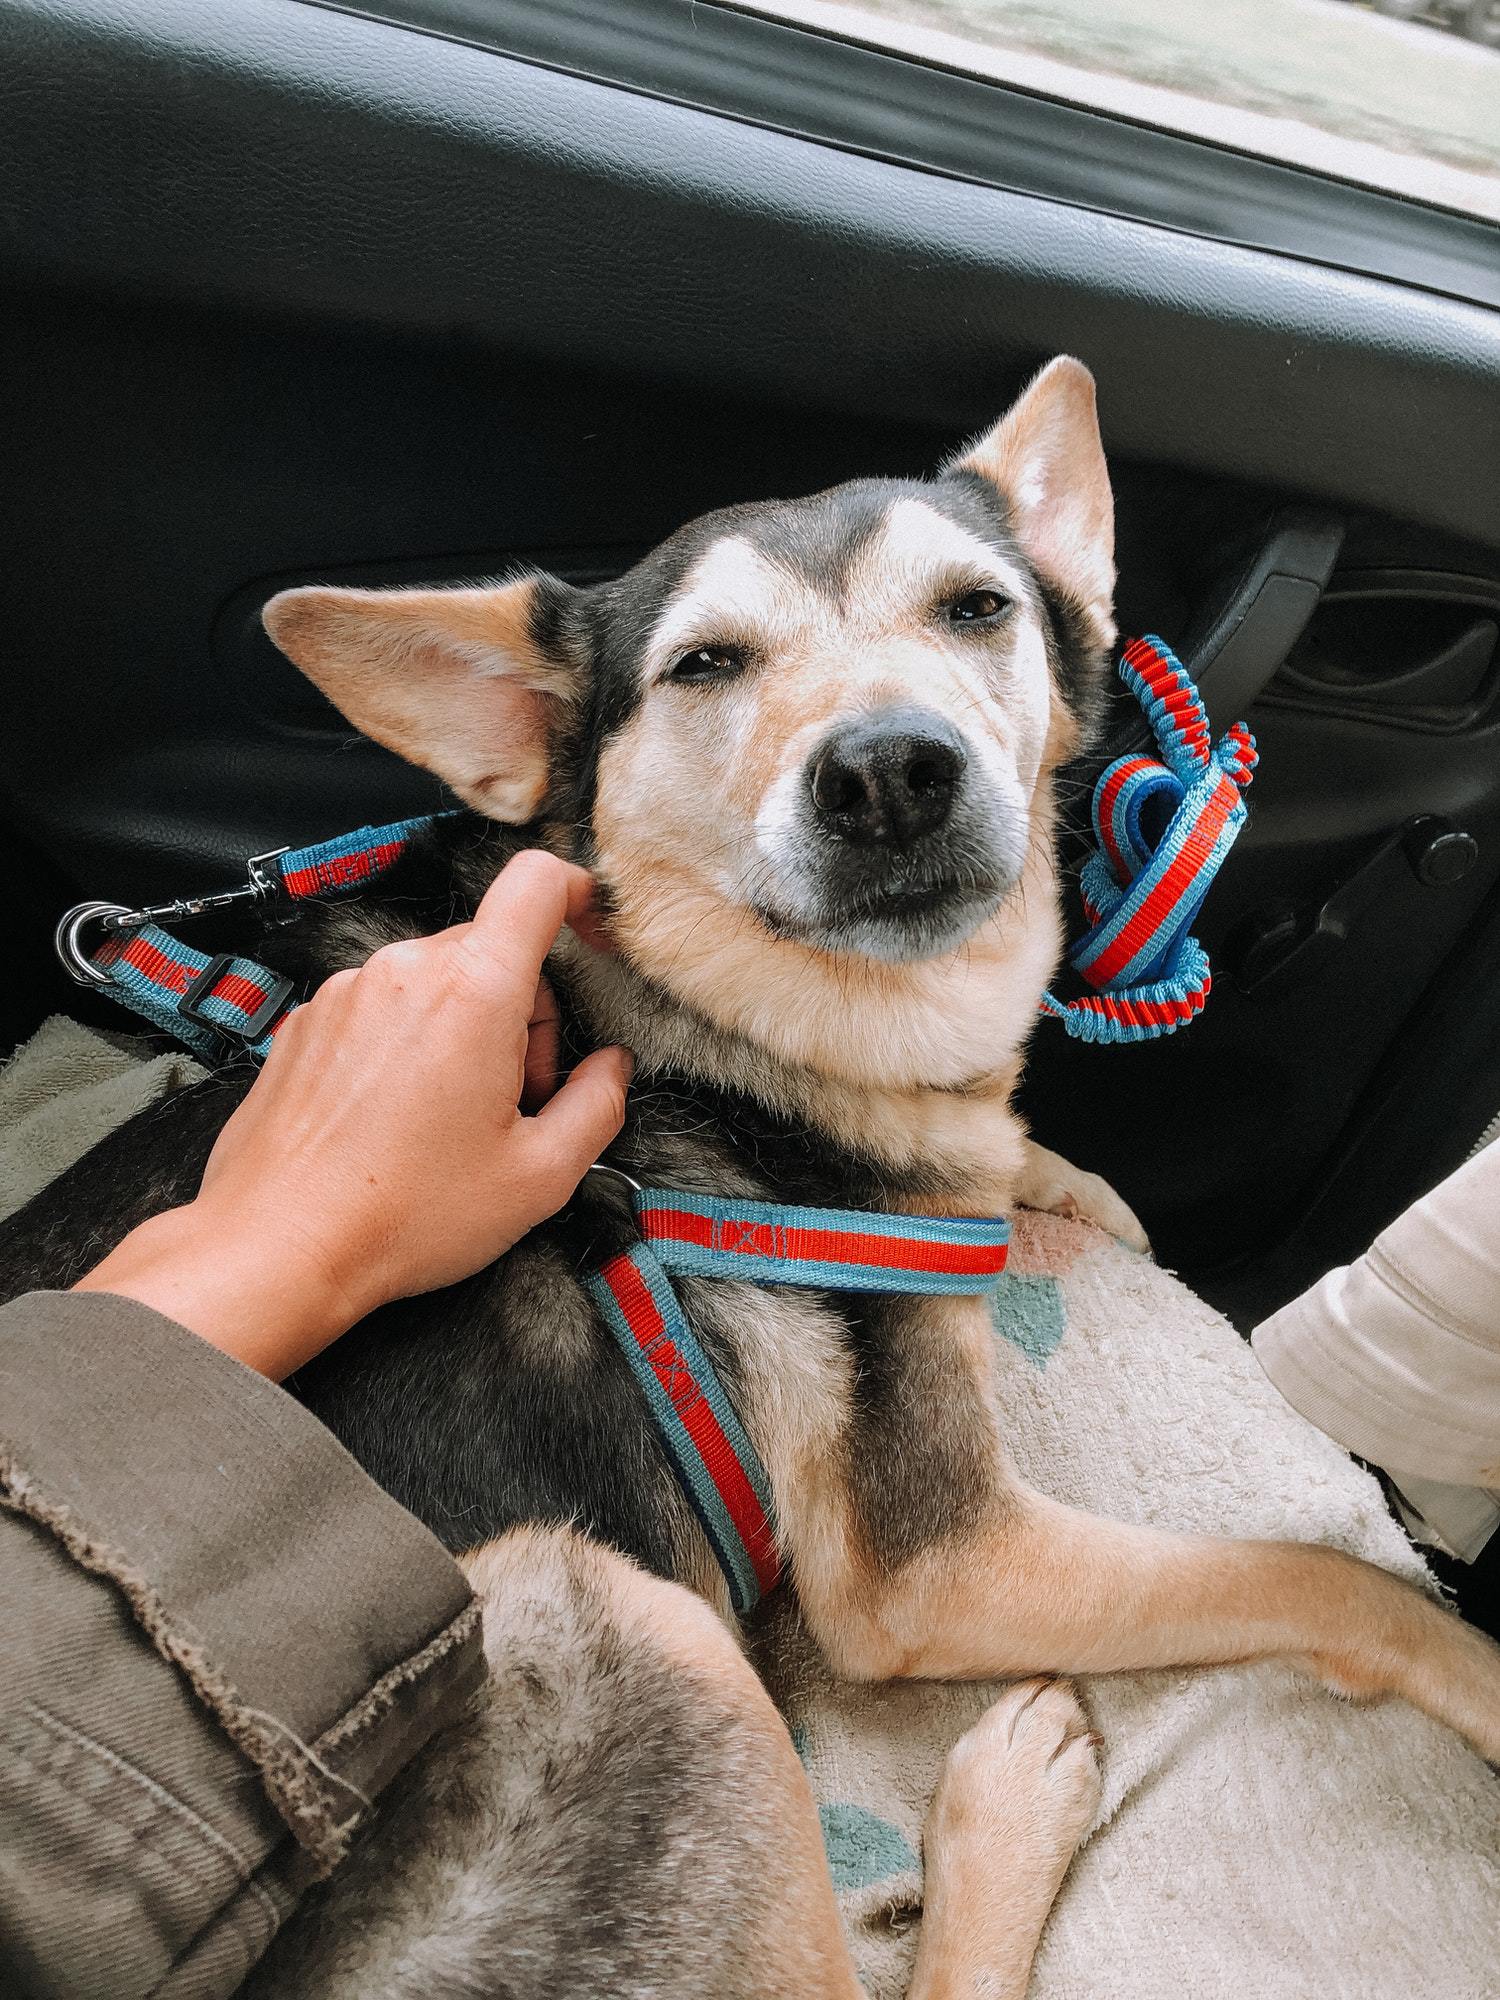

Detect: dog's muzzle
752,702,1019,960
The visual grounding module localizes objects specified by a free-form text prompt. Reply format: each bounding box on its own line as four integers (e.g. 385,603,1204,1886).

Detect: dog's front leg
905,1677,1101,2000
790,1296,1500,1766
1015,1137,1149,1252
805,1477,1500,1767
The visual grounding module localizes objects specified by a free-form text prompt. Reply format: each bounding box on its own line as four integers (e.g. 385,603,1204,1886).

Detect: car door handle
1177,506,1346,735
1093,506,1345,778
1067,507,1345,873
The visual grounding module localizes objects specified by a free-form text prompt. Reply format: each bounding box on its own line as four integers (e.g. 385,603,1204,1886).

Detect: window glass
740,0,1500,222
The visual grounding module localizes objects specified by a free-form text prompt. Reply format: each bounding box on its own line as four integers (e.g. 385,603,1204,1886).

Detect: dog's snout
808,709,967,847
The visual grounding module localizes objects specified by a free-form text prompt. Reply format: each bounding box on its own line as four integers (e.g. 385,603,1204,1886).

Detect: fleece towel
756,1211,1500,1999
0,1016,206,1223
3,1018,1498,1998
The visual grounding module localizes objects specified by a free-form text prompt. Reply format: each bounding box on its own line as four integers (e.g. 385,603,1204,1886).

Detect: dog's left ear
262,576,581,821
949,355,1115,647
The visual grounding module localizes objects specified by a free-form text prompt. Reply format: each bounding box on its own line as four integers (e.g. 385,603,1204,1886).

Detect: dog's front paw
1016,1141,1150,1253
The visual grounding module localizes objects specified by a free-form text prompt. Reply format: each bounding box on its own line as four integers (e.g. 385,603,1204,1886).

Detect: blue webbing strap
585,1186,1011,1614
633,1189,1010,1294
82,812,453,1058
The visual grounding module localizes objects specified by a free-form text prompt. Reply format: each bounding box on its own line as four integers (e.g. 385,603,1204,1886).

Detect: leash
1039,635,1257,1044
585,1179,1010,1613
55,814,460,1062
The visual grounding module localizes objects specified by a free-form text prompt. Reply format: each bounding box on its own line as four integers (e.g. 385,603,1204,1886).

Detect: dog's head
265,358,1113,1075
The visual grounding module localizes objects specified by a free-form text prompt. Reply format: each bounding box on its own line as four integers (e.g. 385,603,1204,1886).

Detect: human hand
75,851,631,1378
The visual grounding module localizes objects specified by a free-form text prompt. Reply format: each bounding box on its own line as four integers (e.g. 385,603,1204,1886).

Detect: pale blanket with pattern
755,1210,1500,1999
4,1018,1498,1999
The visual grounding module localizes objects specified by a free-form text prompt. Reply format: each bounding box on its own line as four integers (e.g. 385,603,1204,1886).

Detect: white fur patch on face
753,762,809,871
854,500,1052,793
865,499,1031,618
988,608,1053,796
643,536,791,681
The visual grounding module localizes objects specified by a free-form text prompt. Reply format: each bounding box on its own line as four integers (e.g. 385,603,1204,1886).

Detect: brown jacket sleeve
0,1290,483,2000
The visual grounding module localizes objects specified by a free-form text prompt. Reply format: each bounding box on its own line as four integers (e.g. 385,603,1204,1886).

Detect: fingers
524,1046,633,1206
355,855,607,1017
522,975,562,1110
463,850,595,990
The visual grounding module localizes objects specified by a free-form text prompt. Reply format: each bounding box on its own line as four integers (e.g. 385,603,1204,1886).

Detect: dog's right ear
947,356,1115,650
262,577,581,821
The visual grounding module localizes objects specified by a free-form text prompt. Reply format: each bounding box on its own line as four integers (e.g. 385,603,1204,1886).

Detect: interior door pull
1088,509,1345,801
1178,507,1346,734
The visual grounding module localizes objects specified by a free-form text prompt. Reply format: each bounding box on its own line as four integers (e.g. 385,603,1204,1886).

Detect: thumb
524,1046,633,1204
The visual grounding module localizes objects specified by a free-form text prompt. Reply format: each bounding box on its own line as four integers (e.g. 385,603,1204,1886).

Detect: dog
5,357,1498,2000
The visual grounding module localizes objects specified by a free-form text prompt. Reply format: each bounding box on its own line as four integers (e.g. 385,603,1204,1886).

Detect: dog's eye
667,645,745,684
949,589,1009,624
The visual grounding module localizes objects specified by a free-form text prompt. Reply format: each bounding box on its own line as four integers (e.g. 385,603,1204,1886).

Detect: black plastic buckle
178,955,295,1046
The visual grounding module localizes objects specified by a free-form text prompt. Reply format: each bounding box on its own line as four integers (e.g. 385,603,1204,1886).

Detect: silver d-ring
586,1161,644,1195
54,901,133,987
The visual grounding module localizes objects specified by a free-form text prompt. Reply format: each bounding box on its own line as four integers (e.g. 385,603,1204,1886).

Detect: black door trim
306,0,1500,308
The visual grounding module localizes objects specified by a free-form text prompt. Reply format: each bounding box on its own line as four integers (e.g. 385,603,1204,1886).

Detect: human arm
1253,1141,1500,1559
0,852,628,1999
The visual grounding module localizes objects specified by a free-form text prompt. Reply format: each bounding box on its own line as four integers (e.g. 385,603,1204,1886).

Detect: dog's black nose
808,708,967,846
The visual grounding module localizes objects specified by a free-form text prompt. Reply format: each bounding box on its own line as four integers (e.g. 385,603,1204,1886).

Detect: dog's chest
282,889,1000,1587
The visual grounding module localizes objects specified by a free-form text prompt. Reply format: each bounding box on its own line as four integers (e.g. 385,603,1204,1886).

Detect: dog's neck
558,828,1062,1215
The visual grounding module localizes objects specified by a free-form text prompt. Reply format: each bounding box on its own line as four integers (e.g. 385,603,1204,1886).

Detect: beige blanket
0,1015,206,1220
5,1017,1498,1998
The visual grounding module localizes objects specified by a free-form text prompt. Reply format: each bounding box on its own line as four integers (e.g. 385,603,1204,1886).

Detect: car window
739,0,1500,222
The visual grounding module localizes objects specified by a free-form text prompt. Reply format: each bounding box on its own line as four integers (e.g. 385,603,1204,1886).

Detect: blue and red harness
587,1192,1011,1611
55,636,1252,1613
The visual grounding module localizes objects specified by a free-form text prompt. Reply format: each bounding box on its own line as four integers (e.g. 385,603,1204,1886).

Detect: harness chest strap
587,1190,1011,1614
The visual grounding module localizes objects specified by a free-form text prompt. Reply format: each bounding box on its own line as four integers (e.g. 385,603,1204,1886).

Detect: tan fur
263,579,577,819
782,1301,1500,1770
1014,1138,1151,1252
908,1680,1102,2000
463,1530,866,2000
458,1537,1100,2000
948,356,1118,653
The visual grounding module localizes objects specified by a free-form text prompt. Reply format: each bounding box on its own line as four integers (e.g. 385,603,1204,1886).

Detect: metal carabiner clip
53,848,292,988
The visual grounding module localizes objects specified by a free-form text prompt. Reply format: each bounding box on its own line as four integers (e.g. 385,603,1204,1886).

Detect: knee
464,1525,780,1721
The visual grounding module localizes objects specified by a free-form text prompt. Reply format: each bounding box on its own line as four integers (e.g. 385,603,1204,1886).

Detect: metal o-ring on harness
54,901,135,988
